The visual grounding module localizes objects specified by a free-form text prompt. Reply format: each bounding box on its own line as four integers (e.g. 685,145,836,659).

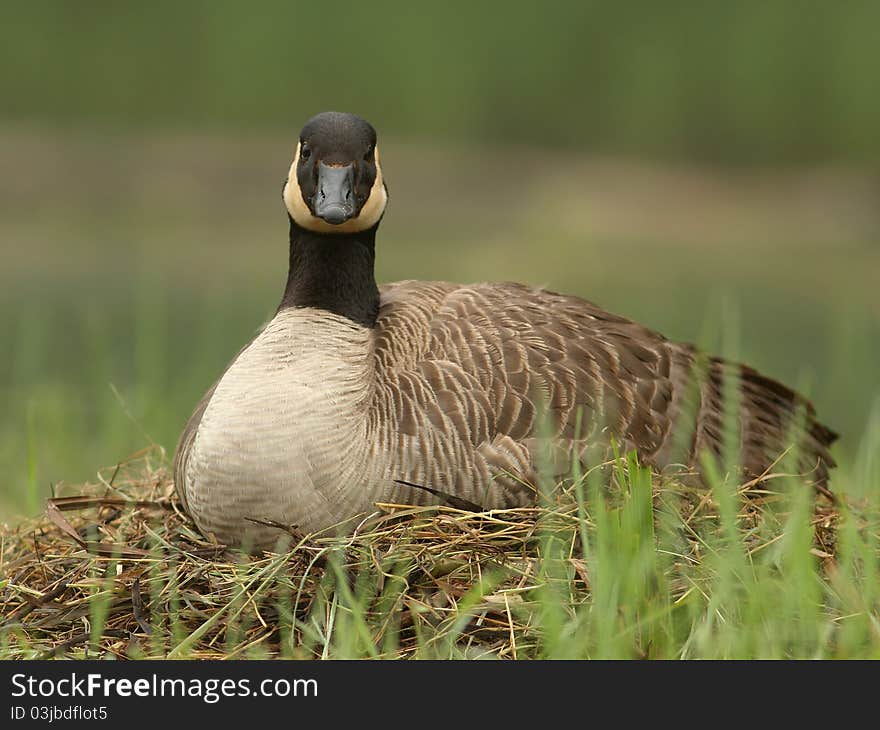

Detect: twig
394,479,485,512
38,629,128,660
131,575,152,635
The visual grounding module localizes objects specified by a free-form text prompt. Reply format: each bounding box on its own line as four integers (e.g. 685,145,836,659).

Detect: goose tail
737,365,838,489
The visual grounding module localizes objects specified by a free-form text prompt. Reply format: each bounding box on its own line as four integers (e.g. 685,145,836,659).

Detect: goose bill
313,161,356,224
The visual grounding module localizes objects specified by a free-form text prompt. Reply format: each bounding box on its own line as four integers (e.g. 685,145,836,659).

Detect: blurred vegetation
2,1,880,166
0,2,878,519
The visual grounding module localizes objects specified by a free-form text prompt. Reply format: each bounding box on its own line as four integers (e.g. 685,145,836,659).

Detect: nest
0,447,841,660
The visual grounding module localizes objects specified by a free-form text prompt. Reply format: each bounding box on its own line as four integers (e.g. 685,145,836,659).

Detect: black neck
279,219,380,328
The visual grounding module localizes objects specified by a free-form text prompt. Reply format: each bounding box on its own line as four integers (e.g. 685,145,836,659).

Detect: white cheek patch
284,142,388,234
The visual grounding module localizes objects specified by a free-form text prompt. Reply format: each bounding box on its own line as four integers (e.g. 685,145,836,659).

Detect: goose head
283,111,388,234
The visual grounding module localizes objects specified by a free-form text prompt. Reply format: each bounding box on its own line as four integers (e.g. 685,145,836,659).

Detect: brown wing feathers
373,281,836,507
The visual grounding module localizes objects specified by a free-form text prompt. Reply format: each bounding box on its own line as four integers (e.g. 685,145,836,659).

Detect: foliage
2,435,878,660
2,2,879,166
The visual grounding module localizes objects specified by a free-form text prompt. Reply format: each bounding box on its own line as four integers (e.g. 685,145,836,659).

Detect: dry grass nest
0,447,840,660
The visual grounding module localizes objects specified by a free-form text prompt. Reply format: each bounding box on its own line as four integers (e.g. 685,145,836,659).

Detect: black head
283,111,388,234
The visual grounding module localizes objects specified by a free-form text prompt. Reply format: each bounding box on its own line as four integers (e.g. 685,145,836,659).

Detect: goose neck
280,220,380,327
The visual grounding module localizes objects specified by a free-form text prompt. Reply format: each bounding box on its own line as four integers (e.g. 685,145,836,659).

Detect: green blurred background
1,1,878,519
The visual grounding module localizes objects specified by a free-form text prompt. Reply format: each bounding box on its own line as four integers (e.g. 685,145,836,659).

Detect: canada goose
174,111,837,549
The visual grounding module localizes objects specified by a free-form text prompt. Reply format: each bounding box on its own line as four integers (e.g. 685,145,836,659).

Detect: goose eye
364,147,373,162
300,145,311,161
